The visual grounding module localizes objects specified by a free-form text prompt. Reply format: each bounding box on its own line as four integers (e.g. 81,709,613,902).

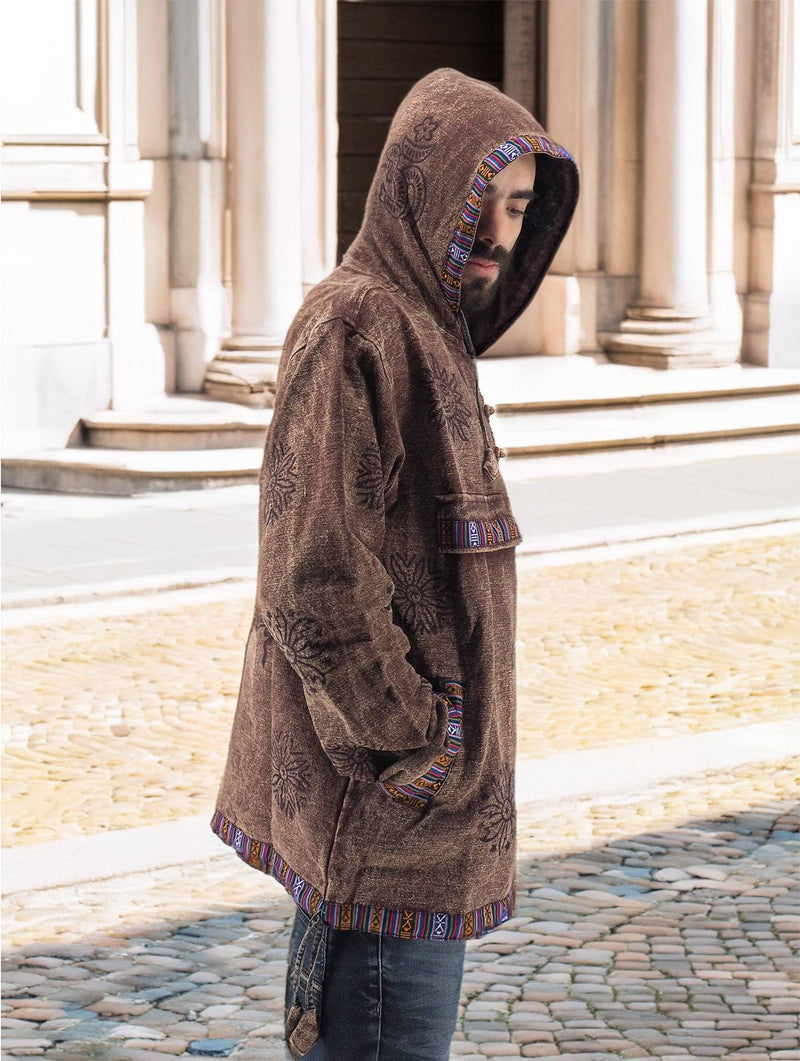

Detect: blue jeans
284,903,467,1060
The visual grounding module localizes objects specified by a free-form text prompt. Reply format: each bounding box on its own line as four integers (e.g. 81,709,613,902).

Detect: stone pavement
2,758,798,1060
2,528,799,1058
2,530,799,847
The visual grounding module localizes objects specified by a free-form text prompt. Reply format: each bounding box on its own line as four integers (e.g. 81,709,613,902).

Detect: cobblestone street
2,530,799,1059
3,532,798,847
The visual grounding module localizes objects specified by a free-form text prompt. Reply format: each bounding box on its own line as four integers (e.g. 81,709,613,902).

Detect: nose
476,202,501,249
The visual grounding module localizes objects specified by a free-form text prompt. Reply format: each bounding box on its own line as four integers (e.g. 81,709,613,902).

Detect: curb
514,507,800,558
1,567,256,612
3,719,798,897
4,513,800,618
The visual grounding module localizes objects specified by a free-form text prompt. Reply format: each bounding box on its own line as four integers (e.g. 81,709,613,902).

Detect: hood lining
440,134,575,312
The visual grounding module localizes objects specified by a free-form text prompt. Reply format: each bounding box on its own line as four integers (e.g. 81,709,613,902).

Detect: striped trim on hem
209,809,515,941
441,133,575,309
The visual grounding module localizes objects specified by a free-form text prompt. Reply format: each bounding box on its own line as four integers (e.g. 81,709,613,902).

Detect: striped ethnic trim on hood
441,134,576,309
342,69,580,355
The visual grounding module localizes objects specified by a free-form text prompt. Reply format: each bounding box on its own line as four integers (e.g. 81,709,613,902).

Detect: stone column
602,0,641,334
168,0,227,393
601,0,737,368
105,0,167,410
204,0,336,406
503,0,539,117
706,0,743,362
743,0,800,367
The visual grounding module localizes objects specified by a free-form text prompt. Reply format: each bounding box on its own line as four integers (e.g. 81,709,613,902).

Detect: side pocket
377,679,464,809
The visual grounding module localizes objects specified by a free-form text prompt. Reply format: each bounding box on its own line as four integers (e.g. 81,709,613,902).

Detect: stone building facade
2,0,798,455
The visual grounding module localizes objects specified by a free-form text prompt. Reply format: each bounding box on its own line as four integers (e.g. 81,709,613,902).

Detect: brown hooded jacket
210,68,579,942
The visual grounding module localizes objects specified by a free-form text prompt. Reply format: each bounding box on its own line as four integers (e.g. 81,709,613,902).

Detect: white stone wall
2,1,109,450
1,0,166,451
2,0,798,453
137,0,173,383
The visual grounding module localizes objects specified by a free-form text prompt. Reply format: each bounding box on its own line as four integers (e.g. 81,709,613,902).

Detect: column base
600,307,740,369
202,337,283,408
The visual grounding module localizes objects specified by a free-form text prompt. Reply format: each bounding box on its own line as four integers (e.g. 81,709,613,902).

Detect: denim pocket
285,907,328,1059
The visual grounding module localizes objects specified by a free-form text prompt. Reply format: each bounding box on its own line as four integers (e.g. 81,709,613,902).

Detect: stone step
478,353,800,410
81,396,272,450
3,390,799,495
1,447,263,496
77,358,800,451
492,391,800,455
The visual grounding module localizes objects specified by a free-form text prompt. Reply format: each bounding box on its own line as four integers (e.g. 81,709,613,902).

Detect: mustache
469,240,509,266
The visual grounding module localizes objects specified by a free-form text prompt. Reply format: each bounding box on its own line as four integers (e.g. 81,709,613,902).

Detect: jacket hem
209,809,515,941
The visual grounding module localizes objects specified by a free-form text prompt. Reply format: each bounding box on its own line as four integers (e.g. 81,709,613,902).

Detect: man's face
460,152,537,315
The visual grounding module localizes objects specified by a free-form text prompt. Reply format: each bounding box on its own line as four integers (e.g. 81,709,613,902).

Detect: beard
459,239,511,315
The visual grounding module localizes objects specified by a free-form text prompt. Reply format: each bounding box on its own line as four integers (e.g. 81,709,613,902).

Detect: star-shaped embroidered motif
414,116,440,143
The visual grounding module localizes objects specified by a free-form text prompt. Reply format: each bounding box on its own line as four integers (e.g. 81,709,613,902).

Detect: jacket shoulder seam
301,305,392,387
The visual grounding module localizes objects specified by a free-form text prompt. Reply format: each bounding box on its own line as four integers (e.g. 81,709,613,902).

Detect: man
460,150,538,318
210,68,579,1059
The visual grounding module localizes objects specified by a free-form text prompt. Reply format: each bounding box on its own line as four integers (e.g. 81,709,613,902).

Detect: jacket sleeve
256,316,461,805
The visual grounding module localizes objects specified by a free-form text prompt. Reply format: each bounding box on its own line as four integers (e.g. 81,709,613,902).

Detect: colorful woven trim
378,679,463,809
441,134,574,308
209,809,515,941
440,514,522,551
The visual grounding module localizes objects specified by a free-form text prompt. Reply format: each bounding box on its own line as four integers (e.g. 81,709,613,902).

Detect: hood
342,67,580,355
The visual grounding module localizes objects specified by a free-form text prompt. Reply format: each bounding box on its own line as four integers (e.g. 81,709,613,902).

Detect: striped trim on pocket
439,514,521,551
378,679,464,809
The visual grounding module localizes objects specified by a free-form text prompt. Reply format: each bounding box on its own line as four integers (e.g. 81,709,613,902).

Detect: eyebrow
484,185,537,201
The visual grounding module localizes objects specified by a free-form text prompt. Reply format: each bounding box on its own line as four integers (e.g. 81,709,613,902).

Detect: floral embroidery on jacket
255,613,274,667
477,764,515,853
354,445,383,510
261,608,335,688
380,114,440,221
424,362,472,442
272,732,311,819
387,552,447,634
262,439,299,526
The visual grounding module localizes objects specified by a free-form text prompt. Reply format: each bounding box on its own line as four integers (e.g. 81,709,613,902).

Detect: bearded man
210,67,579,1059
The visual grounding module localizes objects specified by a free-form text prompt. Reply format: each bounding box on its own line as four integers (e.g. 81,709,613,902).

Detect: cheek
506,219,525,252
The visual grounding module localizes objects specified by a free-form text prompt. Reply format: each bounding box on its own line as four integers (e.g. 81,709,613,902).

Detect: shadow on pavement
2,797,798,1060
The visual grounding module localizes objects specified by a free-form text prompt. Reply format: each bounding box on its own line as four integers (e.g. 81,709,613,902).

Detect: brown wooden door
337,0,504,262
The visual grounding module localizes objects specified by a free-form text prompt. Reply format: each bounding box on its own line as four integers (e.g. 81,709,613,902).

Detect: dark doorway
336,0,504,262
